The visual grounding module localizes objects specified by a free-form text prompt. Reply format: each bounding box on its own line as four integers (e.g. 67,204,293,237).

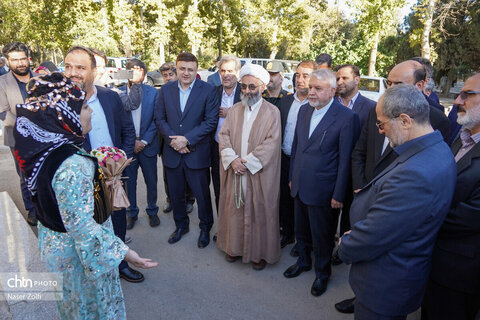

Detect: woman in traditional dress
13,72,157,320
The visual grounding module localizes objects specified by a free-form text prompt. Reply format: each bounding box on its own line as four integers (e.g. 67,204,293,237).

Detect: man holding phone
118,59,160,230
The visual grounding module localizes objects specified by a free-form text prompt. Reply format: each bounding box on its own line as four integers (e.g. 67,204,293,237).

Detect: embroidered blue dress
37,154,129,320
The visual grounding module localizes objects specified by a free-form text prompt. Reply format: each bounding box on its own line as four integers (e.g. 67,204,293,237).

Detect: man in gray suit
0,42,37,225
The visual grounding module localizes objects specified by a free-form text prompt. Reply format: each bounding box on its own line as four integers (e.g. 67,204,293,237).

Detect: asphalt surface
0,143,425,320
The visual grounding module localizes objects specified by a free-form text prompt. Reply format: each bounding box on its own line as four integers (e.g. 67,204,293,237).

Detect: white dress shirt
309,98,334,138
282,92,308,155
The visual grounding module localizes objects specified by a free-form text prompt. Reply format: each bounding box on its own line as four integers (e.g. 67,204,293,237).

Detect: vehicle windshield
359,78,380,93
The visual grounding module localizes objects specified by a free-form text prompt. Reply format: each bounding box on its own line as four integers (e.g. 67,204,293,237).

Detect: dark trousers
421,279,480,320
111,208,128,270
165,159,213,232
126,151,159,217
279,152,294,238
294,196,338,280
338,188,353,236
163,166,195,204
355,301,406,320
10,148,36,216
210,140,220,211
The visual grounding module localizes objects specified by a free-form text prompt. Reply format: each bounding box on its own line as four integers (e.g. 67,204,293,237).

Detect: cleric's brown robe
217,99,281,264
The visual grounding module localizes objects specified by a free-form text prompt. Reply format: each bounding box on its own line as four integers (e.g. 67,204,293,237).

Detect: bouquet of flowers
90,146,133,210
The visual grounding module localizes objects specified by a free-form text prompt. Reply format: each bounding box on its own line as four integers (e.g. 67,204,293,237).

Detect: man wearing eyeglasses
0,42,38,226
338,84,457,320
336,59,453,315
422,74,480,320
216,63,281,271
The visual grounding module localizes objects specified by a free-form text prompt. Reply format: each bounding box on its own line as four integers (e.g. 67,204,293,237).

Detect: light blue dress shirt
87,87,114,149
282,92,309,155
309,98,333,138
178,79,196,112
337,92,359,110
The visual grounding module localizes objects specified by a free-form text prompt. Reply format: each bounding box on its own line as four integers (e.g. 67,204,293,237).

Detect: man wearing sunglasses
422,74,480,320
338,84,457,319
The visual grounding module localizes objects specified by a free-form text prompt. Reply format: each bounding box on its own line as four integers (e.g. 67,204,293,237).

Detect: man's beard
11,64,30,76
267,81,281,92
457,106,480,130
241,90,262,107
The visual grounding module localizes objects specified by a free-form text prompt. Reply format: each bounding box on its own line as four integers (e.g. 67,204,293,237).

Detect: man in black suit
332,64,376,265
277,60,316,250
422,74,480,320
211,55,241,211
284,69,359,297
335,59,452,314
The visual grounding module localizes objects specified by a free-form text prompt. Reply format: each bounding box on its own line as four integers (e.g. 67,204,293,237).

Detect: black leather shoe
197,230,210,248
168,227,189,244
186,202,194,214
26,212,37,226
126,216,137,230
280,235,295,248
124,236,132,244
331,251,343,266
335,297,355,314
311,278,328,297
290,243,299,257
119,267,144,283
283,263,312,278
148,214,160,227
213,233,217,242
163,202,172,213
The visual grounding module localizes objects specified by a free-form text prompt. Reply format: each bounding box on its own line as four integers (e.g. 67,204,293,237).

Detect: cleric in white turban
216,61,282,271
239,63,271,86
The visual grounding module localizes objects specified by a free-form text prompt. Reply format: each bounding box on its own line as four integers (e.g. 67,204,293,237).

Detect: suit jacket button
180,124,182,127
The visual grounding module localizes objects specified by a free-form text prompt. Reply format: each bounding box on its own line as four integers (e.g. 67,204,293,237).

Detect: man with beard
278,60,316,251
338,85,456,319
331,64,376,266
262,60,288,107
284,69,359,297
63,46,144,283
0,42,38,226
217,63,281,271
211,55,242,211
422,74,480,320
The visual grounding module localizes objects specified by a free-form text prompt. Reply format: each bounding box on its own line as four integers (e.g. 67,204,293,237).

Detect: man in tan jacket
217,63,282,271
0,42,37,225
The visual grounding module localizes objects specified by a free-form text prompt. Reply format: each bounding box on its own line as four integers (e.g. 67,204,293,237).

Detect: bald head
387,60,427,91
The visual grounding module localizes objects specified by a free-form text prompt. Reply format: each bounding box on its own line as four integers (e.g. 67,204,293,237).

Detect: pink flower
112,155,120,161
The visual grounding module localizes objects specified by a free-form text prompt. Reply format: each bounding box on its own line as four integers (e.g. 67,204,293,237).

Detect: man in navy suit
211,55,241,211
283,69,359,297
422,74,480,320
155,52,218,248
333,64,376,265
277,60,316,250
64,46,144,283
118,58,160,229
338,85,457,319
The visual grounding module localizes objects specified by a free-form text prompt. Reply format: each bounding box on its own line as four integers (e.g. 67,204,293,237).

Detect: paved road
0,144,422,320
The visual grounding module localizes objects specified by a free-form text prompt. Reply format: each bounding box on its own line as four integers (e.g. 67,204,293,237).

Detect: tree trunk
421,0,437,59
368,32,379,76
159,43,165,64
269,20,279,59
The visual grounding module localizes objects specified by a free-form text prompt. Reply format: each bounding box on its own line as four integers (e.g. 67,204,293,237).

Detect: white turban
239,63,270,85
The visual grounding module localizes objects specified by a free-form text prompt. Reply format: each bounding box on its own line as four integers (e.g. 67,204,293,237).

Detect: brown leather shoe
252,260,267,271
225,254,241,263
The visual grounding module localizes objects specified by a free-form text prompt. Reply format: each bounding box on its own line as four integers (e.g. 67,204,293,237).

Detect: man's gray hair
382,84,430,124
219,55,241,72
310,69,337,89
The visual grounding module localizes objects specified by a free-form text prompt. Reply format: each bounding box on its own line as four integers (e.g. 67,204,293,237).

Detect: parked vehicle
146,69,164,87
239,58,298,93
359,76,387,102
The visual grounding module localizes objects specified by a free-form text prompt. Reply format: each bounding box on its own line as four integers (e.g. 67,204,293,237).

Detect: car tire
146,77,154,87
